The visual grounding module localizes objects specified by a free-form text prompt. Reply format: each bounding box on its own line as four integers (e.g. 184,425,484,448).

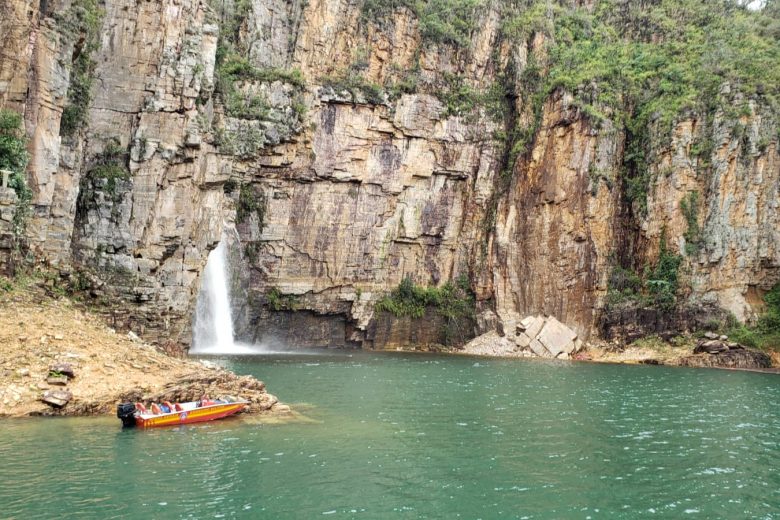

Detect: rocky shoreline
437,319,779,372
0,284,289,418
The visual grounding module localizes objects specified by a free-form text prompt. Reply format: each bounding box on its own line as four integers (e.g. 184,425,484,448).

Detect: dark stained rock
599,302,731,343
368,308,475,350
678,348,772,370
243,310,361,350
41,390,73,408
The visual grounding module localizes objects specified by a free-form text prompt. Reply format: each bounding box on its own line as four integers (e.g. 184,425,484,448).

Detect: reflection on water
1,352,779,519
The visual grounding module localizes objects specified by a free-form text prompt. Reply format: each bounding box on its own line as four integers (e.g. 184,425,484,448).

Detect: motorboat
117,397,248,428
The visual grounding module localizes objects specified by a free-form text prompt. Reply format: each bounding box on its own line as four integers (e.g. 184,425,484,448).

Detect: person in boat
198,395,216,407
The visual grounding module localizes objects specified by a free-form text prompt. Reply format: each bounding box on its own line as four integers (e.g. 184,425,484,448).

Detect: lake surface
2,352,780,519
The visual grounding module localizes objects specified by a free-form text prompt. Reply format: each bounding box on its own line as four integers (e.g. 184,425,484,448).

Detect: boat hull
135,402,247,428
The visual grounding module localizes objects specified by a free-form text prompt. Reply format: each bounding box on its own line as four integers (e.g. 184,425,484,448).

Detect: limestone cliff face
644,102,780,323
1,0,777,349
492,92,622,340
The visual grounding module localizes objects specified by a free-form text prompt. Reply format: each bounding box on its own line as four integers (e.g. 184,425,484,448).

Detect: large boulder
694,340,729,354
519,316,545,339
41,390,72,408
499,314,582,359
537,317,579,357
528,339,551,358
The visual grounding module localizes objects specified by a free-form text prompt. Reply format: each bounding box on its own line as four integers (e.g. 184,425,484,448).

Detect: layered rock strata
0,0,777,351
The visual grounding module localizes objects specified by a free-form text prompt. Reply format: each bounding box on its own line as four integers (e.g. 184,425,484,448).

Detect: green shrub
646,233,683,310
0,109,32,238
320,73,386,105
83,139,130,199
606,266,644,304
726,284,780,351
606,230,683,310
376,275,475,319
236,183,266,230
362,0,482,48
0,276,12,292
266,286,299,311
680,191,701,255
0,110,29,175
376,275,476,346
56,0,103,137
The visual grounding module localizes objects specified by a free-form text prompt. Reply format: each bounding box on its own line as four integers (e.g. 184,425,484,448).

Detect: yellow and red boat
117,398,248,428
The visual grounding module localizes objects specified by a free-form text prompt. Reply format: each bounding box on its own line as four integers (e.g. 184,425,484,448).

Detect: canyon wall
0,0,777,350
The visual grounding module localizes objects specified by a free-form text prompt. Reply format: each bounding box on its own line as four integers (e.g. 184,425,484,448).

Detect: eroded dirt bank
0,283,288,418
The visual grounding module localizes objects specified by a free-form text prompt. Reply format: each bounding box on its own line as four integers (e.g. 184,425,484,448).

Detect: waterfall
192,240,235,352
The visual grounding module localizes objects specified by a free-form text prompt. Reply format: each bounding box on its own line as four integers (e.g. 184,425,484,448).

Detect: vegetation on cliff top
360,0,779,217
362,0,482,47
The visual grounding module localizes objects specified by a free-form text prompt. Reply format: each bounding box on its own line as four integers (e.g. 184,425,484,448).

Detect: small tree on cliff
0,109,32,239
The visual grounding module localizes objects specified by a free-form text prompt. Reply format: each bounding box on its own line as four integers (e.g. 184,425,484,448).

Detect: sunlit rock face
0,0,777,349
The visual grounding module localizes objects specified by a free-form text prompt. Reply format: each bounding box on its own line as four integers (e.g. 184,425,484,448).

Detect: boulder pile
679,332,772,369
462,314,583,359
512,315,583,359
693,332,744,354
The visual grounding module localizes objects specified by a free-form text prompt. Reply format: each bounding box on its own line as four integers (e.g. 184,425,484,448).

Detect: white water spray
192,240,236,353
191,234,308,355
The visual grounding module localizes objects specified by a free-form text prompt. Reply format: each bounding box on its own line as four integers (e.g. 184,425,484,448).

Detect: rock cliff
0,0,777,352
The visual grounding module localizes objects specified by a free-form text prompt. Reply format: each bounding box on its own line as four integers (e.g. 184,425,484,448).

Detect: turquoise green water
1,352,780,519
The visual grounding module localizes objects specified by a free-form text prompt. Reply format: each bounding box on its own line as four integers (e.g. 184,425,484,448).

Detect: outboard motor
117,403,137,428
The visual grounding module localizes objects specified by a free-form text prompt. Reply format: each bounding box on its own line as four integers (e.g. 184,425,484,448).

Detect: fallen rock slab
461,331,517,357
41,390,72,408
520,316,545,339
694,339,729,354
46,375,69,386
537,317,578,357
529,339,551,358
